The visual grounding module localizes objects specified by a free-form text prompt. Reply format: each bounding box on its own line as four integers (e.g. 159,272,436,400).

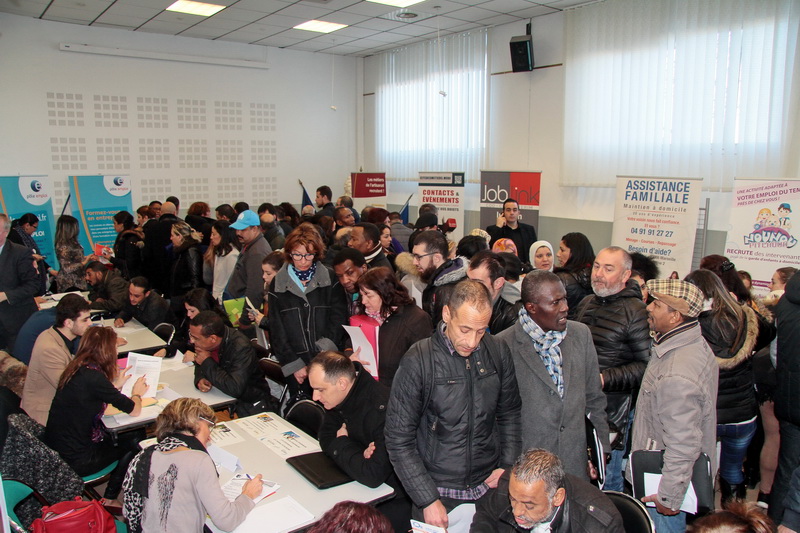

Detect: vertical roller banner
419,172,465,241
725,178,800,296
0,175,57,267
350,173,387,212
69,175,133,253
612,176,702,277
479,171,542,234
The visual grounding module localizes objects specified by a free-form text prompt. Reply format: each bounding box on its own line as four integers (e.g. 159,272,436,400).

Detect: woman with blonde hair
123,398,263,532
44,326,147,500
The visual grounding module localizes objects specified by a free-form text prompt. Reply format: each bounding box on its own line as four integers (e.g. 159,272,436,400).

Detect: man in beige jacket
21,294,91,425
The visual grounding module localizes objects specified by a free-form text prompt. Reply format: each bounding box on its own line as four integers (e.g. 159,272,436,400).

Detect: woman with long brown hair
44,326,147,500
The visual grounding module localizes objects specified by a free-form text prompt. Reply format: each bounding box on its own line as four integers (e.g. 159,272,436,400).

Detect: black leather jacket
385,326,522,508
490,296,522,335
574,281,651,447
169,241,202,298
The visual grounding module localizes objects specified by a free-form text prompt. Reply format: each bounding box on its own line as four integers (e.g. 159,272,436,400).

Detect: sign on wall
611,176,702,278
69,175,134,253
0,175,58,267
350,173,387,213
419,172,465,241
479,170,542,238
725,178,799,296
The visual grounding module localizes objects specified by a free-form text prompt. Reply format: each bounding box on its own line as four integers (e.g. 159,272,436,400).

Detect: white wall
0,13,361,211
363,11,733,251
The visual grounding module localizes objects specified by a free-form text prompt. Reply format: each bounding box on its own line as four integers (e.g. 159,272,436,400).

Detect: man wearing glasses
412,230,468,324
226,210,272,313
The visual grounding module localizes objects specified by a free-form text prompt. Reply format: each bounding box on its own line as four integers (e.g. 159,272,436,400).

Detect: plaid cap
646,278,704,318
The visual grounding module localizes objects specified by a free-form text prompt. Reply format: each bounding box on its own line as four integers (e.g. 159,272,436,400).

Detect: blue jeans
716,419,757,485
647,508,686,533
605,410,635,492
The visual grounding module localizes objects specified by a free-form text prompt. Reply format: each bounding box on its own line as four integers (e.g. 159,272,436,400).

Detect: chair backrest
603,490,655,533
3,479,33,528
258,358,285,386
152,323,175,344
0,414,83,528
284,400,325,440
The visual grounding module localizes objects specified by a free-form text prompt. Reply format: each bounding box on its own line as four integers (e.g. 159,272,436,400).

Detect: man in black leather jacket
574,246,651,491
386,280,521,530
189,311,270,416
310,352,410,532
471,448,622,532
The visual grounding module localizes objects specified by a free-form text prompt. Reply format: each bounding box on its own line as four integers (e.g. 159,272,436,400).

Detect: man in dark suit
0,214,40,352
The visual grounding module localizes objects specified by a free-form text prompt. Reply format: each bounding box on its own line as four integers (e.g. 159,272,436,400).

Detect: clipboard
630,449,714,514
585,416,605,487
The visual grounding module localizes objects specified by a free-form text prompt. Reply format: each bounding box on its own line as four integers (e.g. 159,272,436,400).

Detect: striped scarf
518,308,565,398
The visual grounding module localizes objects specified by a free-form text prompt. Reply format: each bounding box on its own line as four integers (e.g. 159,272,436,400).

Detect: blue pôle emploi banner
69,175,133,254
0,175,58,267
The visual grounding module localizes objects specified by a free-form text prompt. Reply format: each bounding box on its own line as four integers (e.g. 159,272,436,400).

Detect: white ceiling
0,0,597,56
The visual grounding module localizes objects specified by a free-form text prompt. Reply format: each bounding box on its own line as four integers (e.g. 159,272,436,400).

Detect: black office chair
284,400,325,440
152,322,175,344
603,490,655,533
257,356,288,416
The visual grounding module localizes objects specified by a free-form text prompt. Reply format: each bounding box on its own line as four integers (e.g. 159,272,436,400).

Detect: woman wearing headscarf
528,240,554,272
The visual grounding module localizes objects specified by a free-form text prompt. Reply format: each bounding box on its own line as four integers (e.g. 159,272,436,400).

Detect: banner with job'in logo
0,175,58,267
69,175,133,254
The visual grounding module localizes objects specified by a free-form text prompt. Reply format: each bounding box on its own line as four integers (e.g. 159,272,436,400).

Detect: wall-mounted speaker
510,35,534,72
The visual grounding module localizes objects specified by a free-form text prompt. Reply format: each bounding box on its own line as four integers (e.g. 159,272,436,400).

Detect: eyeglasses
290,252,315,260
199,416,217,429
412,252,436,261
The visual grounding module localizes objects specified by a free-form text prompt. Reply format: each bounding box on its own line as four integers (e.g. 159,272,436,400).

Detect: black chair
152,322,175,344
284,400,325,440
603,490,655,533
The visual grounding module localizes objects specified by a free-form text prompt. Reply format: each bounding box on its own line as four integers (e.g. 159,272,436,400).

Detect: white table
37,291,89,309
206,413,395,533
103,358,236,435
95,317,167,354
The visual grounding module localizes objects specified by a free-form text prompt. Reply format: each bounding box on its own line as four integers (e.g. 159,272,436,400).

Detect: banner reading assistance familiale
69,175,133,253
612,176,702,277
0,175,57,267
725,178,799,296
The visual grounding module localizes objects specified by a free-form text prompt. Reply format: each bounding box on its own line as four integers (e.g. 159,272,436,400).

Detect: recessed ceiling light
367,0,425,8
166,0,225,16
396,11,418,18
294,20,348,33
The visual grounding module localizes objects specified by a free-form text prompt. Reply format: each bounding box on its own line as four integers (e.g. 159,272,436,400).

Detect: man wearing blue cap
225,210,272,312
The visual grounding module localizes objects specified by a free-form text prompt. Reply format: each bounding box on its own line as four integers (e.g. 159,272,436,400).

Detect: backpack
31,498,116,533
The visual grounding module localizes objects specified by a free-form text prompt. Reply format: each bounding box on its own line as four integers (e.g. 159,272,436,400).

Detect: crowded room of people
1,0,799,531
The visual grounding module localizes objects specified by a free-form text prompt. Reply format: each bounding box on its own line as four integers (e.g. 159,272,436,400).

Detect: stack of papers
222,474,279,504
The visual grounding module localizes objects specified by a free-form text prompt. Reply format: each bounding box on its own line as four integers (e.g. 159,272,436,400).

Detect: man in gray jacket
226,210,272,309
627,279,718,533
497,270,608,482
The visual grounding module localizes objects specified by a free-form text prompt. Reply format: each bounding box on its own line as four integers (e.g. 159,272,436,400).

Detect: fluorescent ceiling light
294,20,348,33
366,0,425,8
166,0,226,17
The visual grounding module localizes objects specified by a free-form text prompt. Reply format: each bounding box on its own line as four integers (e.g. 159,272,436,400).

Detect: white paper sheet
113,404,162,424
210,422,245,446
223,496,314,533
234,413,321,458
208,444,242,472
121,352,163,398
221,473,279,504
643,472,698,513
342,325,379,379
411,284,423,308
114,323,147,335
410,520,446,533
446,504,476,533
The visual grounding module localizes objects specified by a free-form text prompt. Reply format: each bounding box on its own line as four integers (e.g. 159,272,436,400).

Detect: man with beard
497,270,609,481
471,448,622,532
412,230,468,324
226,210,272,309
574,246,651,491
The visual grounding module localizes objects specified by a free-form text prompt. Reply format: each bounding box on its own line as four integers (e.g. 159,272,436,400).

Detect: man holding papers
627,279,718,533
189,311,272,416
309,351,410,532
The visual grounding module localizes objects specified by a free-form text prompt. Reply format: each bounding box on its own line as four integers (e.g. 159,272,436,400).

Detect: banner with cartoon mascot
69,175,133,254
726,177,799,297
0,175,57,266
